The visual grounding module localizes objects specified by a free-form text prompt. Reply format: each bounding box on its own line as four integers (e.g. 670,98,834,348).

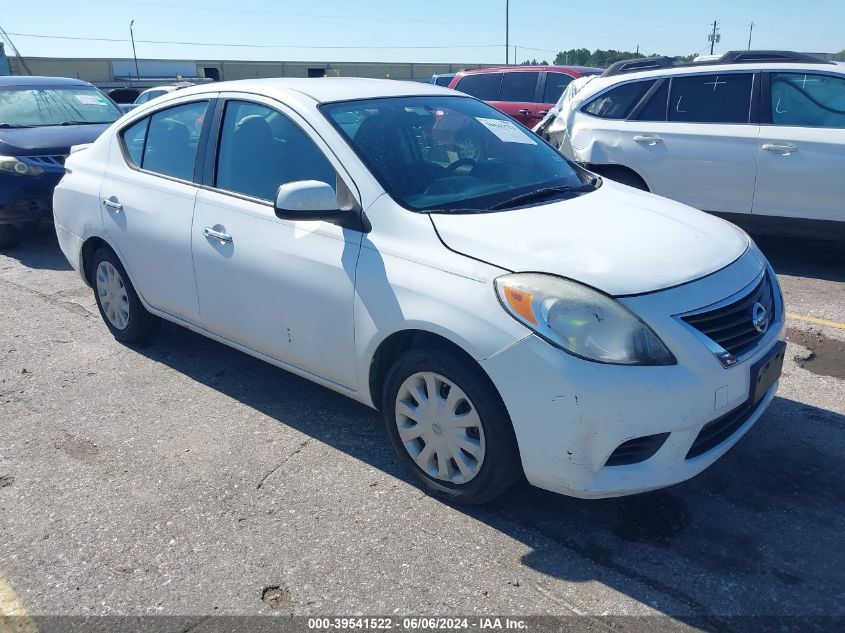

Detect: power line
89,0,499,27
6,31,505,51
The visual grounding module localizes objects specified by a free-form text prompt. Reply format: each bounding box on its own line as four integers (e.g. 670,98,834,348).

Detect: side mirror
274,180,339,216
274,179,369,232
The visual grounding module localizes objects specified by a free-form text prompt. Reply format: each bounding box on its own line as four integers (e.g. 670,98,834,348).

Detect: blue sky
2,0,843,64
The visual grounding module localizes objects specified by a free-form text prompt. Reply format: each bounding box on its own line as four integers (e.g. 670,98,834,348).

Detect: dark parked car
0,76,122,246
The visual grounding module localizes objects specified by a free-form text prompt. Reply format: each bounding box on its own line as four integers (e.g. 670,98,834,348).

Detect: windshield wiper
420,207,487,215
490,183,596,211
0,122,34,128
57,121,113,126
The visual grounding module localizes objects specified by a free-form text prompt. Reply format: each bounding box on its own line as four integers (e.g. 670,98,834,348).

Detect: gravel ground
0,230,843,627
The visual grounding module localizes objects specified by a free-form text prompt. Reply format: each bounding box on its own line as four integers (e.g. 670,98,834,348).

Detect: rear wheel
92,247,159,344
382,348,520,504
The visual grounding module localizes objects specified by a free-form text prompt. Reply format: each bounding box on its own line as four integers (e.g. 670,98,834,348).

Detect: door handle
203,227,232,244
102,198,123,213
762,143,798,154
538,110,549,116
632,135,663,145
517,108,532,115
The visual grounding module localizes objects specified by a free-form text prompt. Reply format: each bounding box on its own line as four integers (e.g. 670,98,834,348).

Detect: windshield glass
321,96,591,213
0,86,122,127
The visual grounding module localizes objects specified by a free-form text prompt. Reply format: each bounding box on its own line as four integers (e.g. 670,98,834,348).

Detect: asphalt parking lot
1,230,843,626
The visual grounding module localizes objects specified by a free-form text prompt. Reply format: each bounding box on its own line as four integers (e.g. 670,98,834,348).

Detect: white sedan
53,78,785,503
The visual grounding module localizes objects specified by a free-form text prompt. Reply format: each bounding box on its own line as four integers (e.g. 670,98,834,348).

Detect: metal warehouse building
3,49,489,88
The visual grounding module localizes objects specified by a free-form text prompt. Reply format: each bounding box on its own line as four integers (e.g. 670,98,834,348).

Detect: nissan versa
53,79,786,503
0,76,122,247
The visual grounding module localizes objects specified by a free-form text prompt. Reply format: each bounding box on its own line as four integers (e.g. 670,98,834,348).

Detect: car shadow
753,234,845,283
134,322,845,620
0,227,72,272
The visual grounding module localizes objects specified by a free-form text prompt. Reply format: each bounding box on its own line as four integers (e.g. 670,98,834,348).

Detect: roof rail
601,50,832,77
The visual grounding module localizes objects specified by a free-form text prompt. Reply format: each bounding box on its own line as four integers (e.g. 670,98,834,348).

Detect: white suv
535,51,845,239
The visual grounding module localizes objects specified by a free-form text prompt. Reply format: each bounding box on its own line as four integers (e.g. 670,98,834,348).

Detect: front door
191,96,362,388
753,71,845,224
100,99,211,322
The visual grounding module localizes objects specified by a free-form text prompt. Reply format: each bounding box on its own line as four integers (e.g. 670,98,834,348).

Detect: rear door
617,72,759,215
752,71,845,225
489,71,542,127
99,97,212,323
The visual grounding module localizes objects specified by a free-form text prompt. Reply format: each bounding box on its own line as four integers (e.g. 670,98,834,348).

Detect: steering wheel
446,158,477,174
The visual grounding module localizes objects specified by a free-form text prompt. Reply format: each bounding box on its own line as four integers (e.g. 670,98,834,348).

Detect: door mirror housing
274,180,339,215
273,180,369,231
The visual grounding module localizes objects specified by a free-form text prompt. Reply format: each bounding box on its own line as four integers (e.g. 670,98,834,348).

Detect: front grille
605,432,670,466
686,398,764,459
681,272,775,359
23,155,67,170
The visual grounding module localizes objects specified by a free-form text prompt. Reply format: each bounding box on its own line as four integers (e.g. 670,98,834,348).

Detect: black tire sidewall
382,348,520,504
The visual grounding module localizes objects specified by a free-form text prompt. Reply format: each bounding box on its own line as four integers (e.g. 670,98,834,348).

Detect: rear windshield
0,86,122,127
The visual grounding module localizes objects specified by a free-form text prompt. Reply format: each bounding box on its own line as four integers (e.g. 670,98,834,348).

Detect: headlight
0,156,44,177
495,273,675,365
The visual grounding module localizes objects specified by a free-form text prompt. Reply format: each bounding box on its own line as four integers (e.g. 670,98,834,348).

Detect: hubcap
95,261,130,330
395,372,486,484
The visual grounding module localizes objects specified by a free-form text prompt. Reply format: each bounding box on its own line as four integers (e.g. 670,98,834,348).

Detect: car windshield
0,86,122,127
321,96,592,213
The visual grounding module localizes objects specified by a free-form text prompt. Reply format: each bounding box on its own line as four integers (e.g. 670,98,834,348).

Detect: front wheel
92,246,159,344
382,348,521,504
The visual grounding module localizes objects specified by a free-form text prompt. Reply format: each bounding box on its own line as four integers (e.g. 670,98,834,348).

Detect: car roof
171,77,458,104
0,75,93,88
458,65,603,75
575,60,845,100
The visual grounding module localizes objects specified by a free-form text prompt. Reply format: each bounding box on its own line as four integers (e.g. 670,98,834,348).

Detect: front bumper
0,172,63,226
481,247,786,498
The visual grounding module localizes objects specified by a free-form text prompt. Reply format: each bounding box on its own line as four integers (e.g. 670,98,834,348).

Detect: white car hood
430,181,750,296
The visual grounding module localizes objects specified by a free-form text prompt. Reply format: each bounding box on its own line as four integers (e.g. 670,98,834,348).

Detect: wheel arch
587,163,650,191
368,328,498,414
80,235,114,286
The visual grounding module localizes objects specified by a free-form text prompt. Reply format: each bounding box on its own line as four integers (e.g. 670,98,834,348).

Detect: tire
382,347,521,504
0,226,19,249
593,166,649,191
91,246,159,344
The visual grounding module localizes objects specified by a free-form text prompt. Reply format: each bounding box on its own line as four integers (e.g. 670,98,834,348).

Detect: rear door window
542,72,574,105
668,73,753,124
455,73,503,101
769,72,845,128
582,80,656,119
140,101,208,181
499,72,539,103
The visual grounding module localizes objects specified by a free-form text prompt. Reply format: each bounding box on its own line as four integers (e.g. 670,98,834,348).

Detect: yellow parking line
0,577,38,633
786,312,845,330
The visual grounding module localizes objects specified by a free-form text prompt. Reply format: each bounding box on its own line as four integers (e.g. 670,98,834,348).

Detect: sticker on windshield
75,94,109,106
475,117,537,145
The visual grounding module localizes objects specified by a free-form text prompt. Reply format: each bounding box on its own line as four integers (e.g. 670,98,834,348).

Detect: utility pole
747,22,754,50
505,0,509,65
636,44,639,56
708,20,720,55
129,20,140,83
514,45,517,65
